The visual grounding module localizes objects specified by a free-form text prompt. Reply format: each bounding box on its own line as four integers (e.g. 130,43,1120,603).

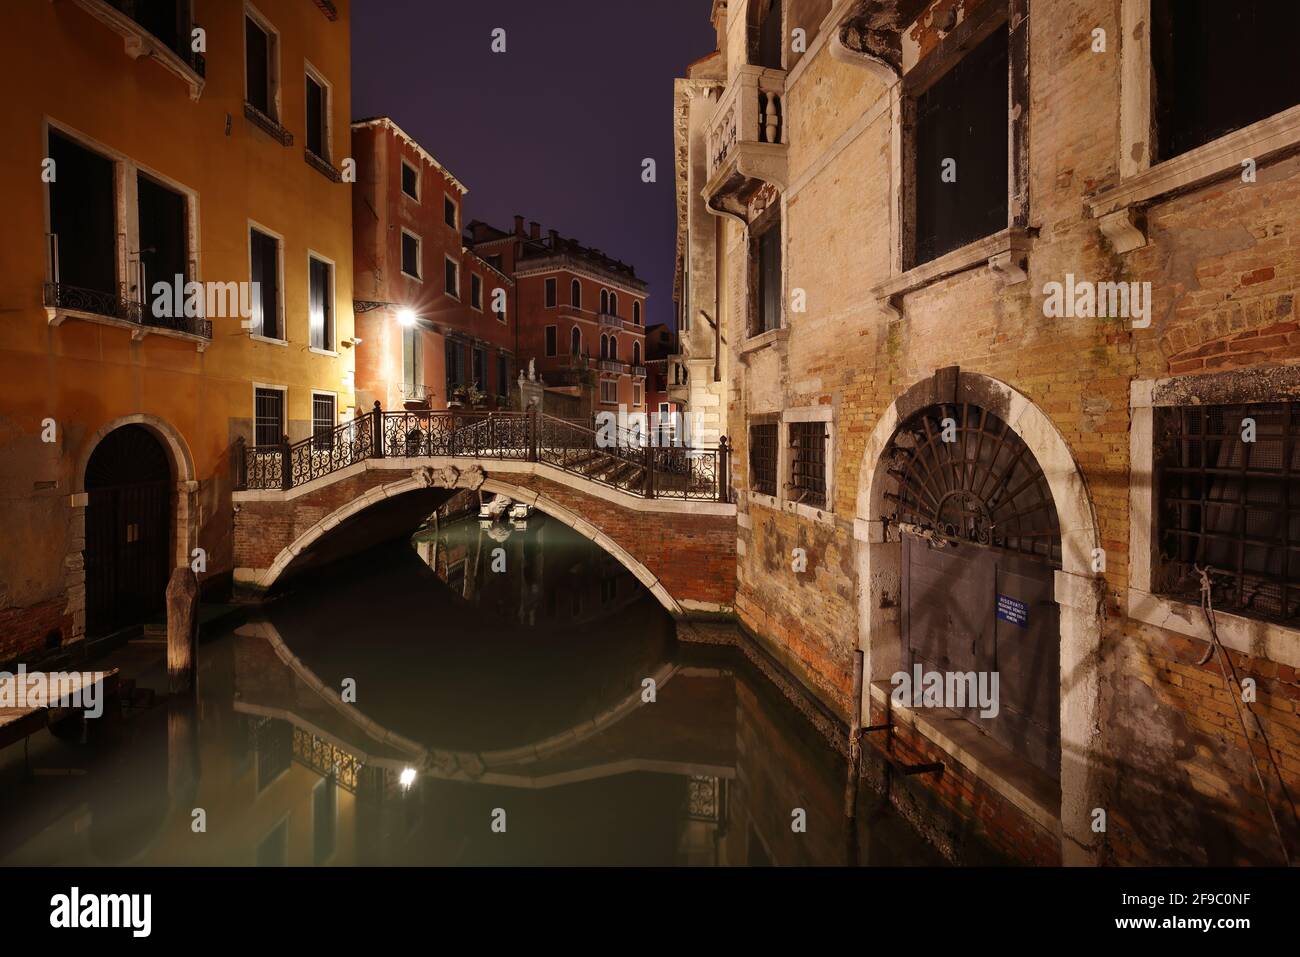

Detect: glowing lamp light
397,308,417,327
399,767,417,789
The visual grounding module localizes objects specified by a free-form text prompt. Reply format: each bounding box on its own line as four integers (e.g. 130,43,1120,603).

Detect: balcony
630,365,647,378
401,383,435,408
599,360,628,375
703,65,788,221
598,311,622,328
72,0,206,100
44,282,212,349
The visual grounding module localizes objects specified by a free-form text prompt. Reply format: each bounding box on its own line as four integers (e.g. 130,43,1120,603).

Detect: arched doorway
84,425,173,637
887,401,1061,776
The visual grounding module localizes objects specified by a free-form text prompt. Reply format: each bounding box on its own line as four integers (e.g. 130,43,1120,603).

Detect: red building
467,217,648,416
351,117,515,412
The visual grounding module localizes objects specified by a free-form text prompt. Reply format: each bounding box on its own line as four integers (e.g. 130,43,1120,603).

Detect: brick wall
0,598,73,667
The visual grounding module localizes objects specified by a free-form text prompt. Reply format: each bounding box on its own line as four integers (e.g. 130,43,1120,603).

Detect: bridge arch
257,472,686,616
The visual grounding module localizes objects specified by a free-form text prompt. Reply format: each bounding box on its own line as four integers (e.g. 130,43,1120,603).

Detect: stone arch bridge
232,408,737,616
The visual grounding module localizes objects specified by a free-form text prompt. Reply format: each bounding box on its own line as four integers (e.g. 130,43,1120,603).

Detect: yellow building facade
0,0,356,659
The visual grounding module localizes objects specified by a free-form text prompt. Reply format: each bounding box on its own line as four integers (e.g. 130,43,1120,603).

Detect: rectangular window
305,72,327,160
1151,1,1300,162
633,382,642,406
254,387,285,447
496,354,508,398
600,379,618,404
401,231,420,279
245,14,276,119
401,160,419,200
444,195,457,229
47,129,116,300
545,277,557,308
749,421,778,496
250,227,281,339
445,257,459,298
445,339,465,390
1154,402,1300,625
912,23,1009,266
471,273,483,310
311,393,335,450
472,347,486,390
137,173,189,302
788,421,828,510
308,255,333,350
402,326,423,398
752,217,782,335
544,325,557,356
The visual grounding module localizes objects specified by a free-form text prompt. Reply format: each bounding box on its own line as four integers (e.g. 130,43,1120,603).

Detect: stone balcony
703,65,788,220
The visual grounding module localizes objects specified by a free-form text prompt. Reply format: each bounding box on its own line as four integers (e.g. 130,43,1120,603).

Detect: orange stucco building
0,0,356,660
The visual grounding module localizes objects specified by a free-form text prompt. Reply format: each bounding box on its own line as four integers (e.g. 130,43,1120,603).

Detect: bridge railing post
717,435,730,503
528,408,538,462
280,434,291,491
372,400,384,459
644,439,656,499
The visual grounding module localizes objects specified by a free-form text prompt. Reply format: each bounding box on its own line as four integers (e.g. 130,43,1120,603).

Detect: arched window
633,301,641,325
600,334,608,359
633,342,641,366
609,337,618,361
570,326,581,356
600,289,609,314
571,279,581,309
609,292,619,317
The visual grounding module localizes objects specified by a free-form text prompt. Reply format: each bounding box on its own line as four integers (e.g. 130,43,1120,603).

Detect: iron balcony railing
102,0,206,76
43,280,213,340
236,402,731,503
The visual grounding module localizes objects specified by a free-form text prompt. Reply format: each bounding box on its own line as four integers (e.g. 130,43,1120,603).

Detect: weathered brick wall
234,467,736,610
715,0,1300,863
0,598,74,668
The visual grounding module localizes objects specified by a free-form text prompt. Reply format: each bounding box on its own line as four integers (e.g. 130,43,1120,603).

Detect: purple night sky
351,1,718,331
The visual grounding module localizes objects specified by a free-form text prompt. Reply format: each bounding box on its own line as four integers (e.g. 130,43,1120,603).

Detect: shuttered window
250,228,280,339
308,256,332,350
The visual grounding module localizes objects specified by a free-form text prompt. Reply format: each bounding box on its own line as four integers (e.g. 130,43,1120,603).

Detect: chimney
513,214,525,237
529,221,541,240
547,229,558,247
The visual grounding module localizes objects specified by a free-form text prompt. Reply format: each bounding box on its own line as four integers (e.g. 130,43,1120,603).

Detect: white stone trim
855,370,1103,862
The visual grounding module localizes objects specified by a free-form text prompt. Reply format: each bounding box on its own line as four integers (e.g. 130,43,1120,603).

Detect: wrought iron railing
44,281,213,339
236,402,731,502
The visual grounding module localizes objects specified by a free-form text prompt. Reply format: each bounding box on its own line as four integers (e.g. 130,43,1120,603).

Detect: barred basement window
749,421,778,497
1154,402,1300,625
788,421,827,509
311,393,335,450
254,387,285,447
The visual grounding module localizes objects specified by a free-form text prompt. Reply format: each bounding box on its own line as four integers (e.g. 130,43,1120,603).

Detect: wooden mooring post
843,649,864,819
166,566,199,696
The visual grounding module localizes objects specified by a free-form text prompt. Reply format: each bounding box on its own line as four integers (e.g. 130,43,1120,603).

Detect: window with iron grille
254,387,285,447
749,421,778,496
1155,402,1300,625
788,421,827,509
311,393,335,450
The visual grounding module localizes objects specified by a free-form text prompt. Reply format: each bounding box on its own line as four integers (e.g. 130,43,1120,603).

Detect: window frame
470,272,483,311
253,383,287,447
399,228,422,282
544,324,557,357
748,204,783,338
243,3,281,122
306,249,336,354
248,220,286,343
443,193,459,230
544,276,557,309
748,415,780,500
571,278,582,309
310,390,337,450
600,378,618,405
1129,367,1300,665
303,61,332,163
400,158,421,202
444,255,460,300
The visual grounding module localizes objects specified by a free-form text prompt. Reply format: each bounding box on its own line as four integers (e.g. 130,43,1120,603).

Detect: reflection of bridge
233,405,737,616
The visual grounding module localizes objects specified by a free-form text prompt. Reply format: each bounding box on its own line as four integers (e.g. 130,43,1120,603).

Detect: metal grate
749,422,778,496
1155,402,1300,625
312,394,336,450
788,421,827,509
254,388,285,447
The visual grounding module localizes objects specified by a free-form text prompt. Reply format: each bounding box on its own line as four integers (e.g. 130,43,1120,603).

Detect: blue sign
996,594,1029,628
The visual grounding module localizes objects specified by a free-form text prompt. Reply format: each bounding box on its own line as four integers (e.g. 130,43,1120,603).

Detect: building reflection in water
0,496,943,866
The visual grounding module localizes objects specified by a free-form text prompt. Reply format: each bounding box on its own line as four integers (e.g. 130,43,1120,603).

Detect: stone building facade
677,0,1300,864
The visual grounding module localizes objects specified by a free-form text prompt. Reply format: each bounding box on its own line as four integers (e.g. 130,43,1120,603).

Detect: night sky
351,1,718,330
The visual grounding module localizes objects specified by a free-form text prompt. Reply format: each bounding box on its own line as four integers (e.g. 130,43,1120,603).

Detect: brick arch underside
259,475,686,616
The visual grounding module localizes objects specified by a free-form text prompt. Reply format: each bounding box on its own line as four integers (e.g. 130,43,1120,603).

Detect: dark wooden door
85,426,172,637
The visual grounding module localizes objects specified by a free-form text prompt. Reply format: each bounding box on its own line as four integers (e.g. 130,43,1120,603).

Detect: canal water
0,505,943,866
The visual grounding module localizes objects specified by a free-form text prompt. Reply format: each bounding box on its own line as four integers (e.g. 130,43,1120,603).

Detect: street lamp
397,308,417,327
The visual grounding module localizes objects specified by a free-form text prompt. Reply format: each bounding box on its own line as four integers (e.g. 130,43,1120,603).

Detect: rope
1193,565,1296,866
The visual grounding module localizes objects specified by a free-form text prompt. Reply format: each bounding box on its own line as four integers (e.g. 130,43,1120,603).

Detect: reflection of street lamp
397,308,417,327
399,767,417,789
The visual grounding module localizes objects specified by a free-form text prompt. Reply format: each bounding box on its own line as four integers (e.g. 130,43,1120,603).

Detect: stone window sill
1127,588,1300,672
738,325,789,358
780,497,834,526
872,227,1034,316
309,347,339,358
1087,104,1300,253
47,307,210,352
748,490,779,511
250,333,288,347
869,680,1061,836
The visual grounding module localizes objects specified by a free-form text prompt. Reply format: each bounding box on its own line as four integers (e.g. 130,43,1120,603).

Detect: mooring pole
166,566,199,696
844,649,864,818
